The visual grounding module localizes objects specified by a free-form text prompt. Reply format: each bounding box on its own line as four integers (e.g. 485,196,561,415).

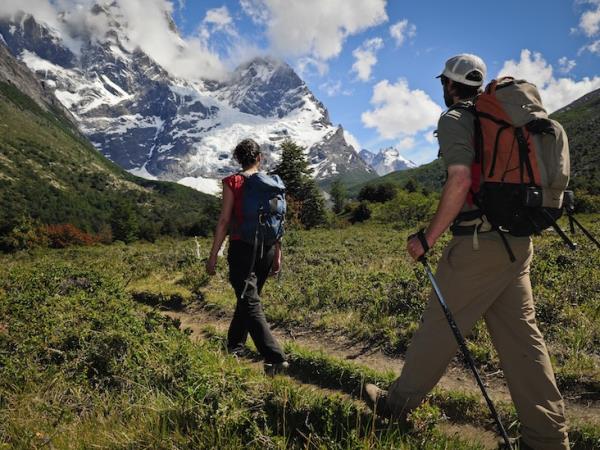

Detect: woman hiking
206,138,288,375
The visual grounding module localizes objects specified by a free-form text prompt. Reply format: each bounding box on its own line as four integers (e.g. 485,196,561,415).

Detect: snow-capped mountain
359,147,417,176
359,149,376,167
0,6,372,194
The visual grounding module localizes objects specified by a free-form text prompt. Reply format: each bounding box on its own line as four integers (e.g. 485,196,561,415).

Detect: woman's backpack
239,172,286,247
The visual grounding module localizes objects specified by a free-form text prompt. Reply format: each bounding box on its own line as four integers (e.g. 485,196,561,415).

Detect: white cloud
343,130,361,151
319,80,351,97
351,37,383,82
579,1,600,37
580,39,600,54
397,136,415,150
240,0,270,24
204,6,233,28
498,49,600,112
0,0,228,80
389,19,416,47
576,1,600,54
198,6,238,46
499,49,553,88
296,57,329,77
240,0,388,67
361,78,442,140
558,56,576,73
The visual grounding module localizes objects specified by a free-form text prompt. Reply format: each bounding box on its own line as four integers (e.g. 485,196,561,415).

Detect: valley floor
1,219,598,448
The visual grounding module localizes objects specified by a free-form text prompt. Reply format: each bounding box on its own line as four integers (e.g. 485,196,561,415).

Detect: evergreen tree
273,140,313,198
110,201,139,243
404,178,418,193
300,182,327,228
273,139,326,229
330,178,347,214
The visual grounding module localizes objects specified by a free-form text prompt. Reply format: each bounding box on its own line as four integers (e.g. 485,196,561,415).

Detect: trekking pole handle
419,259,512,449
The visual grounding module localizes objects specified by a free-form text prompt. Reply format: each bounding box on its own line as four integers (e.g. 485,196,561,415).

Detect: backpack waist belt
450,215,493,250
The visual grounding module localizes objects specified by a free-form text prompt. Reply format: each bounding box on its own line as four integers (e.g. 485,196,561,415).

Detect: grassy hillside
319,168,379,191
352,89,600,197
551,89,600,194
0,81,218,242
348,159,445,197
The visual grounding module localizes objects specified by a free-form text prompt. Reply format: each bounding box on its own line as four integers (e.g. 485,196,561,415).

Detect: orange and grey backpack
453,77,591,259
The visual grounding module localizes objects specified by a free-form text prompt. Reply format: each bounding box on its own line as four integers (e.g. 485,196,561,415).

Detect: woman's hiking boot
227,345,250,358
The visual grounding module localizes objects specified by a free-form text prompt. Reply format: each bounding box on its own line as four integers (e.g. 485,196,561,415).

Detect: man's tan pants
387,234,569,450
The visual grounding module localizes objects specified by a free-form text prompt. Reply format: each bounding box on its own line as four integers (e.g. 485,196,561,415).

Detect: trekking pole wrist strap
416,228,430,254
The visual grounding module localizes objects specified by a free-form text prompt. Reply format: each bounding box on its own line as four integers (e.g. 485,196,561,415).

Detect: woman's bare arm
206,183,234,275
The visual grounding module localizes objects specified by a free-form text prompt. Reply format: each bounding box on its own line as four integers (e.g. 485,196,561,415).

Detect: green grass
196,221,600,389
0,257,486,449
202,326,600,450
0,218,597,448
9,218,595,389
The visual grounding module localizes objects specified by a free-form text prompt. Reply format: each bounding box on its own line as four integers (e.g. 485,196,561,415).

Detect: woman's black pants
227,240,286,363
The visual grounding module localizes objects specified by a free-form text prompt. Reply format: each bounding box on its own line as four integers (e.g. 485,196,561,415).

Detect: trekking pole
419,254,512,449
568,214,600,249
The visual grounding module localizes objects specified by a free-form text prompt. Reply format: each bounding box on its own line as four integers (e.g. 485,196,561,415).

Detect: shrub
329,179,347,214
573,191,600,214
139,221,161,243
44,223,98,248
349,201,371,224
96,224,113,244
0,216,48,252
358,183,397,203
404,178,419,193
373,190,437,228
110,202,139,243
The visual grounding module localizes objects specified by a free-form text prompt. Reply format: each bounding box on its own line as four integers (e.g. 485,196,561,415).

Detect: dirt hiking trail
164,303,600,430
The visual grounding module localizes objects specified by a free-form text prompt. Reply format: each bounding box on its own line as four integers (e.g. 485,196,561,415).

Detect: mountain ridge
0,40,217,240
0,8,373,193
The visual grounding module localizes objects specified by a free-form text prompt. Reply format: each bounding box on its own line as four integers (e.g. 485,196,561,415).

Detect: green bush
349,201,371,223
574,191,600,214
358,183,397,203
373,190,438,228
0,216,48,251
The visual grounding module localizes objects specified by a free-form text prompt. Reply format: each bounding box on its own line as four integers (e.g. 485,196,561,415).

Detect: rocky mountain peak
0,11,371,193
359,146,416,176
214,56,328,121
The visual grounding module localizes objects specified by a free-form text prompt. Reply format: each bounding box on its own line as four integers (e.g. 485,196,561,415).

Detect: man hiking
364,54,569,450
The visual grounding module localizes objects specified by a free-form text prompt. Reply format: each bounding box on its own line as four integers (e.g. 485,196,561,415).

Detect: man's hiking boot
264,361,289,376
363,383,392,418
497,437,530,450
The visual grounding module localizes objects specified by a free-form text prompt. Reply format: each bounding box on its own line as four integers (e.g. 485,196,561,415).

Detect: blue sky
174,0,600,164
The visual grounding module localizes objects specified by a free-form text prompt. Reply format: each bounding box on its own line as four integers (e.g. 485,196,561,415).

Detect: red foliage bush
43,224,99,248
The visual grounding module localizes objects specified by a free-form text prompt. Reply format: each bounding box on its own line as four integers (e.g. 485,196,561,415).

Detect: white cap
437,54,487,87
